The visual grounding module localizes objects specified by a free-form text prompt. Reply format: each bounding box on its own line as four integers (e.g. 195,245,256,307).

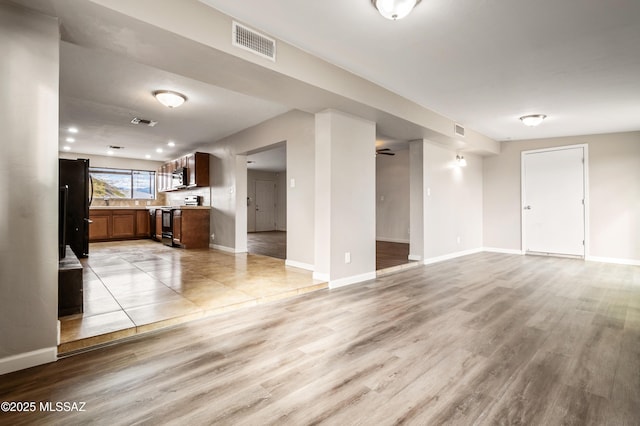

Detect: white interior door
255,180,276,232
522,146,586,257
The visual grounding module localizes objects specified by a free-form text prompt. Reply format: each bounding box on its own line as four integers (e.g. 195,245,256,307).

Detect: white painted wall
423,142,484,260
314,110,376,286
409,140,424,260
376,148,410,243
204,110,314,266
484,131,640,263
0,3,60,374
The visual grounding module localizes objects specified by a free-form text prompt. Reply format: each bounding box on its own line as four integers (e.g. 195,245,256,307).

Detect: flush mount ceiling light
153,90,187,108
520,114,547,127
372,0,421,20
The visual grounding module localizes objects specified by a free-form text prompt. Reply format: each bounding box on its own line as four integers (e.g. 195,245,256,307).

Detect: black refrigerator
59,158,92,258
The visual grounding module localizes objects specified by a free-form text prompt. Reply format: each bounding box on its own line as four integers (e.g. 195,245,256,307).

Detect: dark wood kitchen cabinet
186,152,209,188
88,210,110,240
158,152,209,192
154,209,163,241
136,210,150,237
89,208,151,242
171,208,209,249
111,210,135,238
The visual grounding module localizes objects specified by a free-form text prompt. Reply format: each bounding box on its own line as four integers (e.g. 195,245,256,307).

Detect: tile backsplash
91,192,167,207
90,188,210,207
164,187,211,206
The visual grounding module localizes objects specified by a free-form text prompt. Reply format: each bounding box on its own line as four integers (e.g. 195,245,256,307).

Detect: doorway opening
246,143,287,260
375,139,412,271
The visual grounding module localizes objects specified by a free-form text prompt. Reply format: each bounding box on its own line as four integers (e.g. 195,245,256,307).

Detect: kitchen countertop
90,206,211,210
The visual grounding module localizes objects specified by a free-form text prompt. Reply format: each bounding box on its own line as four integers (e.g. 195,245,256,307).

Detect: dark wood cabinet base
58,246,83,317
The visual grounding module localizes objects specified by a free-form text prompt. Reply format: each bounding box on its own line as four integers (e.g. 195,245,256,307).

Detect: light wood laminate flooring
59,240,326,354
4,252,639,424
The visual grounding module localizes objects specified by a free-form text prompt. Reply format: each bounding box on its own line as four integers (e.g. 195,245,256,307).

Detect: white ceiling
247,145,287,173
59,42,289,161
13,0,640,162
202,0,640,141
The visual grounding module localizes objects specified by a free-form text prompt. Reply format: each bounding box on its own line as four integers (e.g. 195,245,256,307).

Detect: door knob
523,205,532,210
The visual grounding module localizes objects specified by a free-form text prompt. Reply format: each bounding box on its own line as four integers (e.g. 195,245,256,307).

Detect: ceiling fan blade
376,148,391,152
379,152,395,155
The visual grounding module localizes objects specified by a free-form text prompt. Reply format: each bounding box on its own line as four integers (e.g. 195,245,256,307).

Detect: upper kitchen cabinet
186,152,209,188
158,152,209,192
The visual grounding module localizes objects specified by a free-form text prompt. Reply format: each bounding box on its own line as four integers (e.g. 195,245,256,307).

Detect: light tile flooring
59,240,326,354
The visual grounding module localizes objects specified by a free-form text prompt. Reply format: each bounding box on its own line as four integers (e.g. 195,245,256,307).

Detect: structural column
314,110,376,288
0,3,60,374
409,140,424,261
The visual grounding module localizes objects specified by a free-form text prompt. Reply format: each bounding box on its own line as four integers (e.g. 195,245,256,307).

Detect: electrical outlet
345,252,351,264
210,233,215,241
290,178,296,188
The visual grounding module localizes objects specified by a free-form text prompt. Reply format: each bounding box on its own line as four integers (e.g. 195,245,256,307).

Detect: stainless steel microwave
172,167,187,188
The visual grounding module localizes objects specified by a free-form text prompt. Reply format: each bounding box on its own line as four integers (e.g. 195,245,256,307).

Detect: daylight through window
90,167,156,199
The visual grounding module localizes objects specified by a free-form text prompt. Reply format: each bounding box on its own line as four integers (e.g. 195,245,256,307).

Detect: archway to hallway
375,138,414,271
245,142,287,260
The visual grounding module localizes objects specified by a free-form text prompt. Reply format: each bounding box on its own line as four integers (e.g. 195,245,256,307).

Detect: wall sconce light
456,154,467,167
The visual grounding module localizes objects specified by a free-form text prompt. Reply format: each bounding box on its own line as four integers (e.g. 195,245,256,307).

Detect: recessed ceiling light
519,114,547,127
68,127,78,133
154,90,187,108
66,137,75,143
63,146,71,151
145,154,151,159
167,141,175,147
156,148,163,153
107,150,114,155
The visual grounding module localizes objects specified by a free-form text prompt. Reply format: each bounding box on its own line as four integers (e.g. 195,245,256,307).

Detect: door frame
520,143,590,257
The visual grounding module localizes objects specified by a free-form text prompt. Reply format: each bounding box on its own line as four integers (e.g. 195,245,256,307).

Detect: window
90,167,155,199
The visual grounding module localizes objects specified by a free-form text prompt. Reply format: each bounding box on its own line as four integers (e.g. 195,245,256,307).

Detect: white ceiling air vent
131,117,158,127
232,21,276,61
454,123,465,138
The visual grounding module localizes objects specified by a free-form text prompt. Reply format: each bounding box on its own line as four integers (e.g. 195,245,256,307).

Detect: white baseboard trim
312,272,330,282
483,247,525,255
285,259,314,271
329,271,376,289
585,255,640,266
210,244,245,254
0,347,57,376
423,247,484,265
376,237,410,244
408,254,422,261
